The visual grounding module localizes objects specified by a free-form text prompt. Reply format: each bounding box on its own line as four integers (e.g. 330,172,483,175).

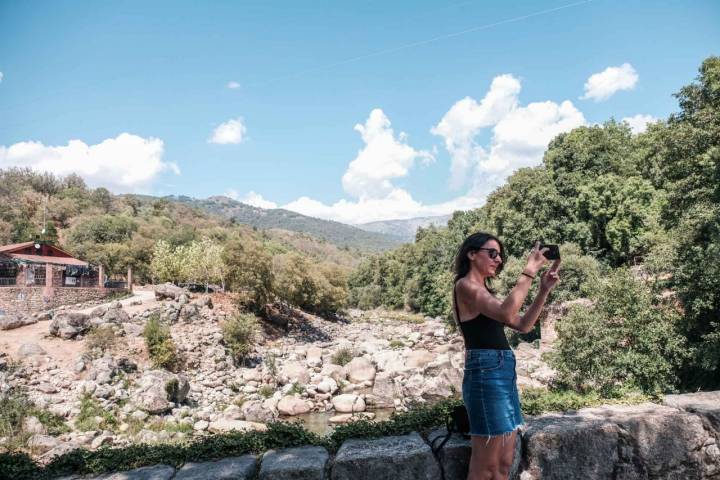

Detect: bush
222,314,259,365
84,326,125,358
548,268,689,396
0,389,70,451
258,385,275,398
331,348,355,366
74,394,117,432
143,315,182,372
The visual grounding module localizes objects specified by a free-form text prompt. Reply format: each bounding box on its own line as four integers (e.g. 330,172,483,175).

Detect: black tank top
454,284,510,350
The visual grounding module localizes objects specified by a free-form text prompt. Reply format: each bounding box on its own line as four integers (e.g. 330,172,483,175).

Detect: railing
104,280,127,289
0,277,16,286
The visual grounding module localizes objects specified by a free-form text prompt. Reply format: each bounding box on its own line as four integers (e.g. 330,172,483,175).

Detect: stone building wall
0,286,126,314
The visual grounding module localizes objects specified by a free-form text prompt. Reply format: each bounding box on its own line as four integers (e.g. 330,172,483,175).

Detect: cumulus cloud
226,81,240,89
431,74,520,189
0,72,3,83
278,76,587,225
581,63,639,102
342,109,432,199
242,191,278,209
622,114,657,134
209,118,247,144
0,133,178,192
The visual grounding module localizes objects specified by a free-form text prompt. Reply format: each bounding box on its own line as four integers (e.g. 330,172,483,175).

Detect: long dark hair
453,231,506,294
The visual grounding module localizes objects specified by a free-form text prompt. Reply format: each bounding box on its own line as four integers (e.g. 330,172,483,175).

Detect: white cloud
226,81,240,89
431,74,520,189
342,109,432,199
0,72,3,83
209,118,247,144
242,191,277,209
0,133,178,192
622,114,657,134
581,63,639,102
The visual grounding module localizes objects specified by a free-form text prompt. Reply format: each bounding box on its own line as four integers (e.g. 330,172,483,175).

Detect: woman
453,232,561,480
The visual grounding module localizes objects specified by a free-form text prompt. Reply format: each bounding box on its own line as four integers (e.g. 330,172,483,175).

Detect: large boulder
49,312,90,339
280,362,311,385
208,419,267,433
260,446,329,480
103,303,130,324
134,370,190,414
332,394,366,413
0,312,37,330
277,396,312,416
370,372,397,408
154,283,187,301
343,357,376,384
17,343,47,358
174,456,257,480
241,400,277,423
405,349,434,369
178,303,200,323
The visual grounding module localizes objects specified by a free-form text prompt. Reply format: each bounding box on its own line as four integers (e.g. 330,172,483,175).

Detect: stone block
259,446,329,480
174,455,257,480
331,432,440,480
96,465,175,480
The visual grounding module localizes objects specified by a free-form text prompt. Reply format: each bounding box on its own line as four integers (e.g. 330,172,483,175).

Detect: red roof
0,241,35,253
7,254,89,266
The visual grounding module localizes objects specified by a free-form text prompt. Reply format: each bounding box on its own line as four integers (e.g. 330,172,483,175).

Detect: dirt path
0,286,158,370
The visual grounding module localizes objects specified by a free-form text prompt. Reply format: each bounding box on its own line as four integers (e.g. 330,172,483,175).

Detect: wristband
521,271,535,280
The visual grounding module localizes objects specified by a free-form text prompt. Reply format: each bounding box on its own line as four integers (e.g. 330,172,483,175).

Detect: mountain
355,214,452,242
164,195,405,251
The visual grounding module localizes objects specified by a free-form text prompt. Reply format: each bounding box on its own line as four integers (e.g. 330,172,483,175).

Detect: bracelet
521,271,535,280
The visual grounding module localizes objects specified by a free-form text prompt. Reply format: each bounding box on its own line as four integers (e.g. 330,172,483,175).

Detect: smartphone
539,244,560,260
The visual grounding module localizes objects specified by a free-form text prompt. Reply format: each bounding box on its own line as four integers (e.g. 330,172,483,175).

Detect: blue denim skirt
462,348,524,438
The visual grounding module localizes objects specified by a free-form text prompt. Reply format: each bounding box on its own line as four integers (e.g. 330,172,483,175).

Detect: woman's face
468,239,503,277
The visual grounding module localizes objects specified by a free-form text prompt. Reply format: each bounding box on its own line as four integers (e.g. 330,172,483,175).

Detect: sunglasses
475,247,501,259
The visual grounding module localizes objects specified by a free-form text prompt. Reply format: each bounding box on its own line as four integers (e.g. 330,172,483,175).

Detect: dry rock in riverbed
154,282,187,300
17,343,47,358
343,357,376,383
0,312,37,330
277,396,312,416
332,394,366,413
134,370,190,414
49,311,91,339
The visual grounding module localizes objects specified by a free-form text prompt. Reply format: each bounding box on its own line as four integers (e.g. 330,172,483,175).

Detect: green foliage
75,394,117,432
258,385,275,398
0,389,70,451
331,348,355,366
222,313,259,365
84,326,125,358
548,268,688,396
225,236,276,316
143,315,182,372
519,387,649,415
389,339,405,349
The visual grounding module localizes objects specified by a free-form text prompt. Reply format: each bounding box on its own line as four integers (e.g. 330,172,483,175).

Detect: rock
27,434,59,455
101,465,176,480
306,346,323,367
280,362,311,385
208,419,267,433
343,357,376,384
178,303,200,323
332,394,366,413
17,343,47,358
241,400,276,423
134,370,190,414
90,434,114,450
373,350,407,374
242,368,263,383
317,377,338,394
259,446,329,480
103,305,130,324
370,373,397,408
405,349,434,369
154,283,186,301
49,312,91,339
193,420,209,431
277,396,312,416
320,364,345,382
331,432,441,480
329,412,375,424
23,416,47,435
0,312,37,330
175,455,257,480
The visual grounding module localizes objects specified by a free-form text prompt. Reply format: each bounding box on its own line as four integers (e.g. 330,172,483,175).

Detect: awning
8,254,89,266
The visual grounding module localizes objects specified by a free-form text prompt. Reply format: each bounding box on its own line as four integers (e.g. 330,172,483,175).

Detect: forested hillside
349,57,720,392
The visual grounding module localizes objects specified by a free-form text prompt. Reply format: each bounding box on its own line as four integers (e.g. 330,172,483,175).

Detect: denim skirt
462,348,524,438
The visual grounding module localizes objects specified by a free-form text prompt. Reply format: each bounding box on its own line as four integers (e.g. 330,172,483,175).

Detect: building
0,241,131,313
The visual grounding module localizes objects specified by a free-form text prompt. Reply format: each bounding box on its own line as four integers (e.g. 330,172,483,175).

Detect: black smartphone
539,244,560,260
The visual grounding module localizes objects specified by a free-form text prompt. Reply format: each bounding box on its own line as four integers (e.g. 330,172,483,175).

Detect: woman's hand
525,241,549,275
540,259,561,293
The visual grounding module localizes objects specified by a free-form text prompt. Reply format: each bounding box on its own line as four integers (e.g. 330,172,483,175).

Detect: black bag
430,404,470,480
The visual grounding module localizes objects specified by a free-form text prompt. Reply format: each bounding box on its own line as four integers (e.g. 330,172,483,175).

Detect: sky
1,0,718,225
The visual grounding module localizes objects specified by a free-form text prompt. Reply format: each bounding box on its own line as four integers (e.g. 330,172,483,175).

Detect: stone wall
48,391,720,479
0,287,127,313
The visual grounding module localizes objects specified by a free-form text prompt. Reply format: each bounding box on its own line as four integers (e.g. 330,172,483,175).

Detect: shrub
548,268,689,396
143,315,182,372
258,385,275,398
0,389,70,451
74,394,118,432
389,339,405,349
331,348,355,366
84,326,125,358
222,314,259,365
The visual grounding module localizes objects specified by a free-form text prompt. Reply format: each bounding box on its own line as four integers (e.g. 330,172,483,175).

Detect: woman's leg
467,430,517,480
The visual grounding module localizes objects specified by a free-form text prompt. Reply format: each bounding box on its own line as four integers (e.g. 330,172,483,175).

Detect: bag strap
429,413,455,480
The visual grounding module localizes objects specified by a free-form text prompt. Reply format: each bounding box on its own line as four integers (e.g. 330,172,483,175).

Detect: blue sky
1,0,718,224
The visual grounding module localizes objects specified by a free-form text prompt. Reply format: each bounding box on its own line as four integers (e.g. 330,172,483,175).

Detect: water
291,408,396,436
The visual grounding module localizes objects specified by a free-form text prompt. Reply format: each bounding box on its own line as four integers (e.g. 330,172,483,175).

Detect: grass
259,386,275,398
389,339,405,349
0,389,70,451
331,348,355,366
74,394,118,432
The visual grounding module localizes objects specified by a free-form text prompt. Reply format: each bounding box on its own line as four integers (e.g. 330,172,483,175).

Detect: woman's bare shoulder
455,277,489,299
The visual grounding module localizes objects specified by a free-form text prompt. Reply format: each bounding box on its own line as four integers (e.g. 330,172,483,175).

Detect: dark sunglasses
475,247,501,259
